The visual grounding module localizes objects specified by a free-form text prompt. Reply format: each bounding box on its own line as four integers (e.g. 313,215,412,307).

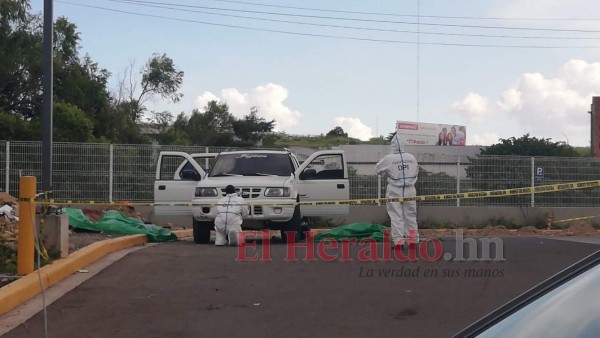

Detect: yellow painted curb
172,229,193,239
0,234,147,317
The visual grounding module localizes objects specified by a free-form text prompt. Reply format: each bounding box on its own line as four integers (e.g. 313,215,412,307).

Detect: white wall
341,145,484,176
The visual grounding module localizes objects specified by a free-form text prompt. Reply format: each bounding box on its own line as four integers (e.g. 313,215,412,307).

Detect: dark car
454,250,600,338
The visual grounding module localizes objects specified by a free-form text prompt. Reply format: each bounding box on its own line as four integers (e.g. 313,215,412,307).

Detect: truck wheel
193,218,213,244
281,204,302,243
300,217,312,240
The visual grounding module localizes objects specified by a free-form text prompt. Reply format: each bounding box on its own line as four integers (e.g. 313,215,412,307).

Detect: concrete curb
172,229,192,239
0,234,148,317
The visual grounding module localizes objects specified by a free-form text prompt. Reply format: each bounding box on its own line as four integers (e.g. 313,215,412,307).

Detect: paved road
4,237,599,338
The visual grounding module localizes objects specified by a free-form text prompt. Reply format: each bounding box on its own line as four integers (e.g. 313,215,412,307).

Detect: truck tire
193,218,213,244
281,204,302,243
300,217,312,240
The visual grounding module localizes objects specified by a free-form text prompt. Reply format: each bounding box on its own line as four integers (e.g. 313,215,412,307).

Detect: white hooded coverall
214,192,249,246
375,134,419,245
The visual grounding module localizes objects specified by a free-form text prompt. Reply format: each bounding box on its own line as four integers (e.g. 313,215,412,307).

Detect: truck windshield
209,153,294,177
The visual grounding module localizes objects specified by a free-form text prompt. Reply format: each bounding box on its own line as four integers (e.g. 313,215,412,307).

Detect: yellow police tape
552,215,600,224
29,179,600,208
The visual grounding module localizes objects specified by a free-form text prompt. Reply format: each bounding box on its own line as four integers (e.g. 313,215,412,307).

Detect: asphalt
3,237,599,338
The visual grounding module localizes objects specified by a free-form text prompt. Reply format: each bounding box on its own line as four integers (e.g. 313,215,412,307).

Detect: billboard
396,121,466,146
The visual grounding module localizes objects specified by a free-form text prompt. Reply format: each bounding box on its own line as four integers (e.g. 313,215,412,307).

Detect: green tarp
313,223,390,242
64,208,178,243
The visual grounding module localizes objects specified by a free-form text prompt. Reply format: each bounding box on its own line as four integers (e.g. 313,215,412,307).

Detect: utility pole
42,0,53,192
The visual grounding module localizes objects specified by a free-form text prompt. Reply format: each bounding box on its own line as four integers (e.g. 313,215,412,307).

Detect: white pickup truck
154,149,349,243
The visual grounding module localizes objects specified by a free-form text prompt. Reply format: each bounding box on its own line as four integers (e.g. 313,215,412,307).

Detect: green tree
147,110,174,132
53,103,94,142
232,107,275,146
165,101,235,146
0,109,39,140
478,134,580,157
0,0,43,119
0,2,136,143
386,132,396,142
116,54,184,122
326,126,348,137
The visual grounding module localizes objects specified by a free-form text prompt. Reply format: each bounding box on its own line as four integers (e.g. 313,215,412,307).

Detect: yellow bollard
17,176,36,275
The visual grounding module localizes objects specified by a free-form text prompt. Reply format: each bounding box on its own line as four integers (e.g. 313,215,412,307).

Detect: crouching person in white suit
215,185,249,246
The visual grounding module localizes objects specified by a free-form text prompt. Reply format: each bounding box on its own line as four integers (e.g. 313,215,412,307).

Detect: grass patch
0,243,17,274
419,220,457,229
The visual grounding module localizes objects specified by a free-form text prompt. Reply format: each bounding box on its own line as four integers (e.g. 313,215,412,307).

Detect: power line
417,0,420,122
204,0,600,22
57,1,600,48
108,0,600,40
111,0,600,33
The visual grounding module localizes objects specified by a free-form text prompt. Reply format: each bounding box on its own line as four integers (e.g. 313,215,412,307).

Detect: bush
0,243,17,273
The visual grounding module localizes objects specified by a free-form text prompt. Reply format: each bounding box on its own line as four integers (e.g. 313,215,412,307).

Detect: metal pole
531,157,535,207
41,0,53,192
5,141,9,194
377,174,382,206
376,151,382,206
109,144,114,202
456,156,461,207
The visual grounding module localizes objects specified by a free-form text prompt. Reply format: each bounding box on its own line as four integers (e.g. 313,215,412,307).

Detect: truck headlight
265,187,291,197
195,187,218,197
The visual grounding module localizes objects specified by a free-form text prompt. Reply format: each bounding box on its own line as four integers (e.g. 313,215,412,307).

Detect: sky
30,0,600,146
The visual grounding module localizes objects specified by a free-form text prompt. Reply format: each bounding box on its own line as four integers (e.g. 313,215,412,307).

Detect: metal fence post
531,156,535,207
5,141,9,194
205,146,210,170
109,144,114,203
457,155,461,207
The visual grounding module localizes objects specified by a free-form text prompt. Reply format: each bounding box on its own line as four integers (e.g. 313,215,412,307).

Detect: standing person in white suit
376,133,420,248
215,185,249,246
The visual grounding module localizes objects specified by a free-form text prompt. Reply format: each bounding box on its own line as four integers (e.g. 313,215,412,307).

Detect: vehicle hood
199,175,294,187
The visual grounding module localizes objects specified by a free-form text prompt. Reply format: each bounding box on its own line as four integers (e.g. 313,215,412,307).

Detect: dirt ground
68,232,127,253
419,222,600,238
0,192,17,204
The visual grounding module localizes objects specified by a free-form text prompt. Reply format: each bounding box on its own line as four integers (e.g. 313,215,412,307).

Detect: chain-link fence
1,140,599,207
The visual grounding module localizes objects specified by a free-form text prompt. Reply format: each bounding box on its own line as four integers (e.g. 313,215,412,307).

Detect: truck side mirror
181,169,201,181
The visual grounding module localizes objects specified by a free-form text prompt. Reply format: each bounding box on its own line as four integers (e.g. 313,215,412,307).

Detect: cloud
194,92,220,110
491,0,598,26
449,59,599,146
333,117,373,141
451,92,492,122
194,83,301,131
471,132,499,146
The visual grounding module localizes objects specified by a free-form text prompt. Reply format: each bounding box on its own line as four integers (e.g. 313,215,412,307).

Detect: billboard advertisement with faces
396,121,466,146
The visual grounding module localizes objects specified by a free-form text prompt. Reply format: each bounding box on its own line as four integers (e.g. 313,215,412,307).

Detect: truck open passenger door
295,150,350,216
154,151,217,216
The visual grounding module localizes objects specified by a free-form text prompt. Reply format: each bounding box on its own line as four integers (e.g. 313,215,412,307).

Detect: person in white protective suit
215,185,249,246
375,133,419,247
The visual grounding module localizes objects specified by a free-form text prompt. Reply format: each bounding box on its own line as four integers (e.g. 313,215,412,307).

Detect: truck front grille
220,187,263,198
